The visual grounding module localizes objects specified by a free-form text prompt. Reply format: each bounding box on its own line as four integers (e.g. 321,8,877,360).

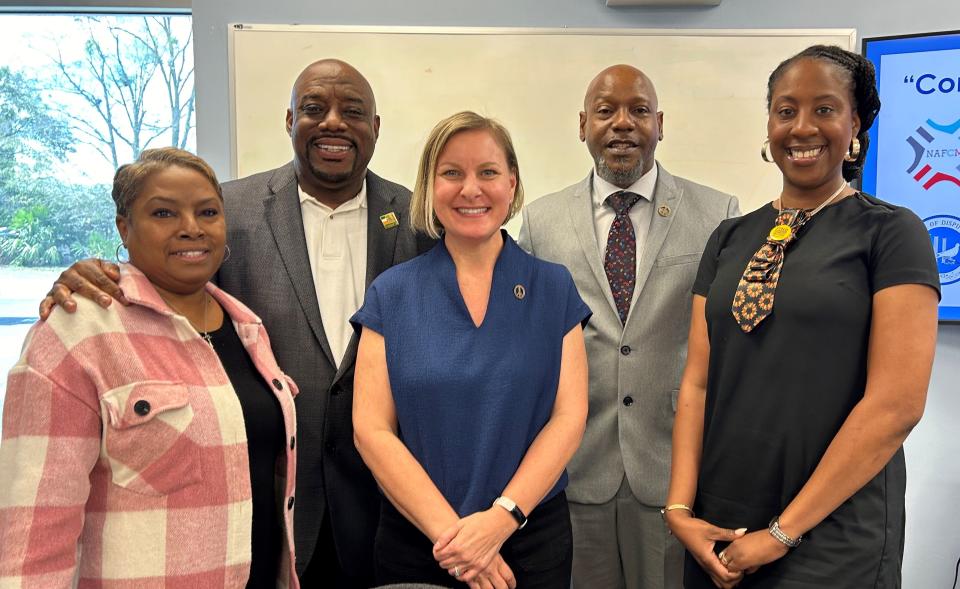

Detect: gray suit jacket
218,162,434,581
519,163,739,506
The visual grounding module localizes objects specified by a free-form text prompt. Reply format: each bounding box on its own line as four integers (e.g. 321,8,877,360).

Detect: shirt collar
298,179,368,213
118,263,262,326
591,164,658,209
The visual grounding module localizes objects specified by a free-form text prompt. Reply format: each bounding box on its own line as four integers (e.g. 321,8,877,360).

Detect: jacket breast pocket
655,252,702,267
100,381,202,496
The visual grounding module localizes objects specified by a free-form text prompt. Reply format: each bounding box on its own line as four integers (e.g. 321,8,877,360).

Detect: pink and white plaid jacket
0,264,300,588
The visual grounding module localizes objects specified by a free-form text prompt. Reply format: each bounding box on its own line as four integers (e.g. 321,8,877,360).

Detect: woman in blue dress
352,111,591,589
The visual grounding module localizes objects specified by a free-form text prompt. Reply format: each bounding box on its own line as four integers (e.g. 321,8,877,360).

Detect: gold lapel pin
658,205,671,217
514,284,526,300
380,212,399,229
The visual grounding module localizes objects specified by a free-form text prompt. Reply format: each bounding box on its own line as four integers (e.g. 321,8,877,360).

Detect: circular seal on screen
924,214,960,285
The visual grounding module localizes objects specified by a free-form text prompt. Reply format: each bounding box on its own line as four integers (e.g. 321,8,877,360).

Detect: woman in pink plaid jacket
0,148,300,588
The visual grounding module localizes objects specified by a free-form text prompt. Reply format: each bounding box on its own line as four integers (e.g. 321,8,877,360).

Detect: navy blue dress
351,230,591,516
351,231,591,587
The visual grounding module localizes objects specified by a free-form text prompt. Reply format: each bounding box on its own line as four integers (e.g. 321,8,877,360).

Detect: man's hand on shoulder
39,259,126,320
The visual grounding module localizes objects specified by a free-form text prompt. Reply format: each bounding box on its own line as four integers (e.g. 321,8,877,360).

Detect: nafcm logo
904,116,960,190
904,73,960,95
924,215,960,285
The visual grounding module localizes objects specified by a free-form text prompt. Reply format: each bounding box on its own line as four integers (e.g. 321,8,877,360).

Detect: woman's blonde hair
112,147,222,217
410,111,524,238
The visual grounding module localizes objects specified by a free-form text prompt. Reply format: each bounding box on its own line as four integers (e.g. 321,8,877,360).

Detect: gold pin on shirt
514,284,526,300
658,205,671,217
769,225,792,241
380,212,399,229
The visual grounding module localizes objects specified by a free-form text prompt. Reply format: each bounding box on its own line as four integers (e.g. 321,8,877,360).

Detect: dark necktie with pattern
604,191,644,325
731,208,809,332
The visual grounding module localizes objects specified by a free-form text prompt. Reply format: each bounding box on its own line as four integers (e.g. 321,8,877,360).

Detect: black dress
208,318,287,589
686,194,939,588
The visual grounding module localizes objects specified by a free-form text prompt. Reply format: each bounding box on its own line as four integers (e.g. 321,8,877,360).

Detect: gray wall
192,1,960,586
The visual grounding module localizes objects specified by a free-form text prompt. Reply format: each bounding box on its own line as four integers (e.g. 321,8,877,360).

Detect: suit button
290,436,296,450
623,396,634,407
331,386,340,397
620,345,631,356
272,378,283,391
287,496,295,510
134,400,151,416
325,442,336,453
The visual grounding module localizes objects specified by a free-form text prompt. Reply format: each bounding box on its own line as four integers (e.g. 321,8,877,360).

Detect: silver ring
454,566,461,578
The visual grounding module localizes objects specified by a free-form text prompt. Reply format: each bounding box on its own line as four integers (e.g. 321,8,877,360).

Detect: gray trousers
569,477,684,589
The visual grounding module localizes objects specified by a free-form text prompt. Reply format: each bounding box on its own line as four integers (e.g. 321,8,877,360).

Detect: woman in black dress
665,45,940,588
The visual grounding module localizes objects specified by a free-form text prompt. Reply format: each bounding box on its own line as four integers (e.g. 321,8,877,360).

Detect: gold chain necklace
776,179,849,215
768,180,848,243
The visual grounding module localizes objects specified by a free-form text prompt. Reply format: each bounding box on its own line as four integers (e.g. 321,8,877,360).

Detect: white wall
192,2,960,586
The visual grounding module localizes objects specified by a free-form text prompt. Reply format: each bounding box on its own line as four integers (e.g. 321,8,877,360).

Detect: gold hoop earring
844,138,861,162
761,138,773,163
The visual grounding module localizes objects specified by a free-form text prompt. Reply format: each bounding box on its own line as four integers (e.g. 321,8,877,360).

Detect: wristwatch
493,496,528,529
768,516,802,548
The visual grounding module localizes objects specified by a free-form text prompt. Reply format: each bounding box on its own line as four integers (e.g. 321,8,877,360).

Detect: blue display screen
863,31,960,321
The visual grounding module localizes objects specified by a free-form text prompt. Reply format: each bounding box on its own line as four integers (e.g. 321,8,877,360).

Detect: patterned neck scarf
732,182,848,332
731,207,810,332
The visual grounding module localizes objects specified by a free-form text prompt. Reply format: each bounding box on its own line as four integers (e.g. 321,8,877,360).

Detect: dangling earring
761,138,773,163
844,138,861,162
116,243,129,264
222,244,231,263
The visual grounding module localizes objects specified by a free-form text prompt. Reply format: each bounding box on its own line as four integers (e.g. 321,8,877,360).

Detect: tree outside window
0,13,194,410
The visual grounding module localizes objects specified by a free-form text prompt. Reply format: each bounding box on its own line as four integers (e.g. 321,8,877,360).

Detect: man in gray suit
518,64,739,589
218,59,434,587
42,59,433,588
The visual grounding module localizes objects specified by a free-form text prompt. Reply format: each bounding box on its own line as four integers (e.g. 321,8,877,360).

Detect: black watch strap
494,496,527,529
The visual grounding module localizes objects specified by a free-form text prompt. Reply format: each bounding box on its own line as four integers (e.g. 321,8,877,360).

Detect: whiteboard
229,26,855,223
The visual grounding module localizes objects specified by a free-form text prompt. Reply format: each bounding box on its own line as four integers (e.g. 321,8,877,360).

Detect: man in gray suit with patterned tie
518,64,740,589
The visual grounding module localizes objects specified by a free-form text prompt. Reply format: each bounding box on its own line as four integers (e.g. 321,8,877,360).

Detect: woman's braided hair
766,45,881,181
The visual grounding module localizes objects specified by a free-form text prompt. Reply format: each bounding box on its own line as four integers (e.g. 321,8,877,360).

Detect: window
0,12,194,412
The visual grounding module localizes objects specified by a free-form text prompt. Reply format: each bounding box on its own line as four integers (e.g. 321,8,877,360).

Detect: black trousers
374,492,572,588
300,512,364,589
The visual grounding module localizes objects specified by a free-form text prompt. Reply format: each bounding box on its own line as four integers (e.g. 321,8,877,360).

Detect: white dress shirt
591,164,658,279
299,182,368,368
